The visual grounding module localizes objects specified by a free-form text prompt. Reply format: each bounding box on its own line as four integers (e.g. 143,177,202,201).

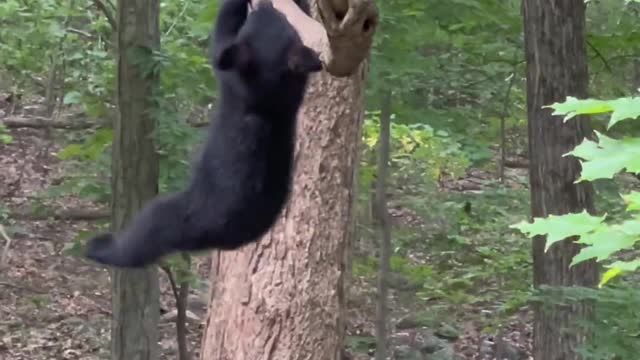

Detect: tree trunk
199,0,376,357
199,1,375,358
199,67,366,360
522,1,598,359
109,0,161,359
374,92,392,360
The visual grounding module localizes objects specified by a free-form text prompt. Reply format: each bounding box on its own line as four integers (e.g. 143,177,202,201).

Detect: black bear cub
85,0,322,268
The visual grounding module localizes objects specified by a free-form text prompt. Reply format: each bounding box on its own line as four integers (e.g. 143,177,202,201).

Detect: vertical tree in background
374,91,392,360
522,1,598,359
109,0,161,359
199,0,378,359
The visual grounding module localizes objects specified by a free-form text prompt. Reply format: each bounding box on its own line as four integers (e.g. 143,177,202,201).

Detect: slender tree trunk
109,0,161,359
522,1,598,359
374,91,392,360
633,59,640,93
499,55,517,183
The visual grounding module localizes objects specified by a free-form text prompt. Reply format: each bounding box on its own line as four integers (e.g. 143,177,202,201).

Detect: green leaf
571,227,636,265
610,259,640,272
545,96,612,121
63,91,82,104
623,192,640,211
599,268,622,287
600,260,640,286
58,129,112,160
511,210,606,251
545,96,640,128
606,97,640,128
58,144,84,159
567,132,640,181
608,259,640,272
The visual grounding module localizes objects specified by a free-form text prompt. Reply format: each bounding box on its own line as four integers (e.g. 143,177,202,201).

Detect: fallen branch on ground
504,157,529,169
9,208,109,221
3,115,209,129
2,116,101,130
0,225,13,269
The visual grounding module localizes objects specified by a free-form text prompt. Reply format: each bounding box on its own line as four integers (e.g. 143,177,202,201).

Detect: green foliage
513,211,607,252
366,0,525,168
389,255,435,285
569,132,640,181
58,129,113,161
513,96,640,286
352,255,378,278
360,111,469,193
0,123,12,144
0,0,116,116
0,0,217,202
346,335,376,354
532,284,640,360
546,97,640,128
356,183,532,318
163,253,197,286
50,129,112,202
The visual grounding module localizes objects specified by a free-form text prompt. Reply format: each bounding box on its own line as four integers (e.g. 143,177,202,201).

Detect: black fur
293,0,311,15
85,0,322,268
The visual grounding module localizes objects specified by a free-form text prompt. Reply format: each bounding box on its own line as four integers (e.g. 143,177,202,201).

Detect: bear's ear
287,44,322,74
215,41,252,71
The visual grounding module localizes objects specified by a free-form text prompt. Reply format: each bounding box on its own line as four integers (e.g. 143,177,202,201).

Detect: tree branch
0,225,13,269
160,258,192,360
161,264,180,302
66,27,95,39
2,116,103,130
2,116,209,129
504,156,529,169
91,0,117,31
586,40,612,73
9,208,109,221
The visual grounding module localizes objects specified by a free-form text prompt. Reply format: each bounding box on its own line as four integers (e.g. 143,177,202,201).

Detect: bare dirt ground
0,121,211,359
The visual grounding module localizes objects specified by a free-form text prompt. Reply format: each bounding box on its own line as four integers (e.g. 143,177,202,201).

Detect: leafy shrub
513,96,640,359
513,96,640,286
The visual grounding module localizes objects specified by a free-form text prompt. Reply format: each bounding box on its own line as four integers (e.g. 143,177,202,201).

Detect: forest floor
0,98,532,359
0,124,213,360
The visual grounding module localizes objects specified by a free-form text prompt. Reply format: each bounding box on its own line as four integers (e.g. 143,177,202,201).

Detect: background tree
109,0,161,358
373,91,392,360
522,0,598,358
199,0,377,359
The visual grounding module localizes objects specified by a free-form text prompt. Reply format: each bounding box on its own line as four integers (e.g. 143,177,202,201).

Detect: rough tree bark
108,0,161,359
199,0,377,359
522,1,598,359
